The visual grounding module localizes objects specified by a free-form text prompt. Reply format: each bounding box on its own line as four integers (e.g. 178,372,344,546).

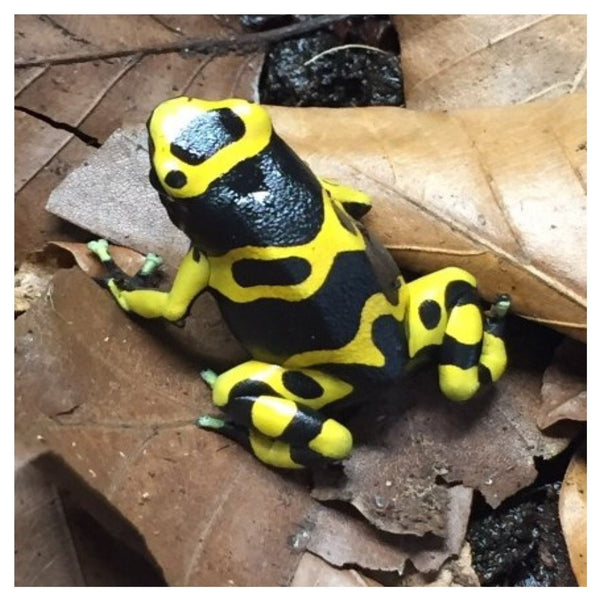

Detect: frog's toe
196,414,226,430
200,369,219,388
87,239,112,262
491,293,511,319
139,252,163,277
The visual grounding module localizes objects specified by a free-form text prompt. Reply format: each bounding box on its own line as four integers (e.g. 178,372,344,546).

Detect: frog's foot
87,239,163,290
488,293,511,320
200,369,219,388
196,414,252,450
197,414,225,429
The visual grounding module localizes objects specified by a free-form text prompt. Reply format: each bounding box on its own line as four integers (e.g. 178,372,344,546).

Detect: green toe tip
200,369,218,387
87,239,111,261
197,415,225,430
493,294,511,318
140,253,163,275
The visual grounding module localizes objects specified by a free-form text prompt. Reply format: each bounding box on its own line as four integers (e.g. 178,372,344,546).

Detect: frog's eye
170,108,246,166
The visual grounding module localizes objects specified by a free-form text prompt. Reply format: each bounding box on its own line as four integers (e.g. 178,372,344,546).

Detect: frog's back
201,138,408,385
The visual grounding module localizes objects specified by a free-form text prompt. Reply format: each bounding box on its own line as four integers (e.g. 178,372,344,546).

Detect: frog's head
147,97,272,200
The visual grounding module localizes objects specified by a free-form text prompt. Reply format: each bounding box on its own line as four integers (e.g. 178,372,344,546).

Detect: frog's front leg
88,239,209,322
198,361,355,468
319,177,372,219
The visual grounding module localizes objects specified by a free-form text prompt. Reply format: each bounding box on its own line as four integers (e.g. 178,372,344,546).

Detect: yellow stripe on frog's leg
319,176,373,219
204,360,355,467
248,430,304,469
402,267,509,401
110,248,210,321
439,280,509,401
212,360,354,411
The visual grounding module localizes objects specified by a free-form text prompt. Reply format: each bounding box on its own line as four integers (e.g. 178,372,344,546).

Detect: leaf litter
16,15,586,583
21,103,584,579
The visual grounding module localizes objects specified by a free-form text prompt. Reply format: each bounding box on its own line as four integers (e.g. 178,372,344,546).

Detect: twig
303,43,392,66
15,15,349,69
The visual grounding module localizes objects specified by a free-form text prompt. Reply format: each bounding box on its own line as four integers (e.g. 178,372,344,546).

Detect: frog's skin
89,97,510,469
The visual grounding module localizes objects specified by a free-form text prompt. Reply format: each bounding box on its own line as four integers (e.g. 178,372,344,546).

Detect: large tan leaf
394,15,587,110
271,95,586,341
47,94,586,341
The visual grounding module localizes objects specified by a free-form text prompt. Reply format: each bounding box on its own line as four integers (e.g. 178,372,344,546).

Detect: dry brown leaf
48,241,148,278
270,96,586,341
539,338,586,429
559,444,587,586
15,267,581,581
400,543,479,587
14,261,56,314
15,15,262,265
47,94,586,342
290,553,381,587
15,462,84,586
306,487,472,574
394,15,587,110
15,268,319,585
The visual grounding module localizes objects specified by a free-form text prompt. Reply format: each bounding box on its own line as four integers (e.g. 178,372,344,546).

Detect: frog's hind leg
198,361,354,468
403,267,510,402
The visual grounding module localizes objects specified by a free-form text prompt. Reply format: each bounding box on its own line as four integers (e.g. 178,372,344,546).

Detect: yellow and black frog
89,97,510,469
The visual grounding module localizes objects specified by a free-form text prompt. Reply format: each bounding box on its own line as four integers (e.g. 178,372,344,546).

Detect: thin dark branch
15,15,349,69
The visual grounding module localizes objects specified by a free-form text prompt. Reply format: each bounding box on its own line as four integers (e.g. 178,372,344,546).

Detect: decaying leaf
46,94,586,341
14,261,56,314
400,543,480,587
290,553,381,587
271,95,586,342
559,444,586,586
47,241,148,279
305,487,472,574
15,267,488,582
15,14,262,266
539,338,586,429
394,15,586,110
15,461,84,586
15,268,317,585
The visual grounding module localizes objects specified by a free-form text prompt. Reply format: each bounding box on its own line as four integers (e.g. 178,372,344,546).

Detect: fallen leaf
15,268,318,585
15,269,583,581
394,15,587,110
271,95,586,342
305,486,472,574
539,338,586,429
46,128,189,268
400,542,480,587
47,241,148,279
46,95,587,341
290,553,381,586
14,261,55,314
15,461,84,586
559,444,586,586
15,14,262,265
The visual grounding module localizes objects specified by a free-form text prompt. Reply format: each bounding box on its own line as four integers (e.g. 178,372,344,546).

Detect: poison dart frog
88,97,510,469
